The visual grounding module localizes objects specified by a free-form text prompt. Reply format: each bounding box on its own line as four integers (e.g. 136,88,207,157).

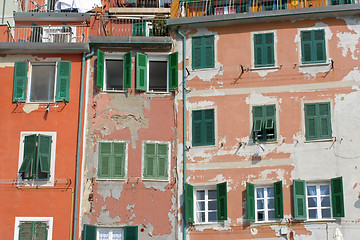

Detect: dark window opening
30,64,56,102
149,61,167,92
105,59,124,90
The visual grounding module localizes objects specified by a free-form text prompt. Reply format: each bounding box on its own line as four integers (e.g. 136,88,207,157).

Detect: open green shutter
97,49,104,89
253,106,263,132
19,134,37,173
246,182,255,221
56,61,71,102
13,61,28,102
124,51,132,89
83,224,97,240
144,143,156,178
98,142,111,178
168,52,178,91
113,142,125,178
124,226,138,240
19,222,34,240
185,183,194,222
274,181,283,219
35,222,47,240
293,180,307,219
217,182,227,221
136,53,147,91
156,143,168,179
37,135,52,174
331,177,345,217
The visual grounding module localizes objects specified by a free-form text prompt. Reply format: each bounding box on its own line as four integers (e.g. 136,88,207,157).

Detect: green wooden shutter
124,51,132,90
19,222,33,240
156,143,168,179
331,177,345,218
318,102,331,139
305,104,317,140
192,110,202,146
246,182,255,221
204,36,214,68
37,135,52,175
192,37,202,69
55,61,71,102
185,183,194,222
19,134,37,174
98,142,111,178
254,34,263,67
265,105,276,141
265,33,274,66
204,109,215,145
168,52,178,91
83,224,97,240
124,226,138,240
301,31,312,63
136,53,147,91
132,22,145,36
34,222,47,240
113,142,125,178
97,49,104,89
293,180,307,220
217,182,227,221
253,106,264,142
314,30,326,63
13,61,28,102
144,143,156,178
274,181,284,219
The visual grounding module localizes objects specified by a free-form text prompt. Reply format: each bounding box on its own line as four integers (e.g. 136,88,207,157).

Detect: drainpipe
177,27,187,240
73,47,94,240
2,0,5,24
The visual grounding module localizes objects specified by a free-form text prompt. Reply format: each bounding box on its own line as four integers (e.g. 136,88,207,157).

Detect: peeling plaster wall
80,50,178,239
174,16,360,239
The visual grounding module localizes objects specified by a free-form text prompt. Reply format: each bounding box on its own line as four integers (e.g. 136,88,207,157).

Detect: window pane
30,64,56,102
208,190,217,200
257,211,265,221
307,186,316,196
197,212,205,222
268,210,275,220
321,208,331,218
268,199,274,209
208,212,217,222
257,199,264,210
267,187,274,197
197,190,205,200
149,61,167,92
320,185,329,195
308,209,317,219
257,188,264,198
197,201,205,211
308,197,317,208
106,59,124,90
321,197,330,207
113,230,123,240
208,200,217,211
99,230,110,240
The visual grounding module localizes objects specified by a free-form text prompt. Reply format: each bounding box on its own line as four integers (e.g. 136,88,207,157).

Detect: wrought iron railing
110,0,173,8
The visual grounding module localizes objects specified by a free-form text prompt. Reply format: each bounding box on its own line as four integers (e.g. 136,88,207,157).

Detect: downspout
2,0,5,24
177,27,187,240
73,46,94,240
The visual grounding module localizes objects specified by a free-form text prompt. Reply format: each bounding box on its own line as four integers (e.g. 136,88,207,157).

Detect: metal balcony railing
7,24,89,43
110,0,173,8
98,16,169,36
176,0,355,17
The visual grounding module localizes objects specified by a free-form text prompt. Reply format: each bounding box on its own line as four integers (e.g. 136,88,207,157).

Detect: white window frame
103,53,126,92
17,131,57,186
141,141,171,181
255,185,276,223
96,140,128,180
42,26,77,43
26,62,58,103
194,185,218,224
306,182,333,220
250,30,278,70
14,217,53,240
97,227,124,240
145,53,169,93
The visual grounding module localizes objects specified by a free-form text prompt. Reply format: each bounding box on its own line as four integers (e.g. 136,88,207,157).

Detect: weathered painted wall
80,48,178,239
0,54,83,239
174,16,360,239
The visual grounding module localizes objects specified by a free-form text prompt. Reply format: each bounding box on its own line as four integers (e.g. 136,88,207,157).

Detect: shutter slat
83,224,97,240
293,180,307,219
157,144,168,179
185,183,194,222
144,143,156,178
124,51,132,89
98,142,111,178
331,177,345,217
19,134,37,174
274,181,284,219
136,53,147,91
55,61,71,102
168,52,178,91
13,61,28,102
217,182,227,221
38,135,52,175
246,182,255,220
124,226,138,240
97,49,104,89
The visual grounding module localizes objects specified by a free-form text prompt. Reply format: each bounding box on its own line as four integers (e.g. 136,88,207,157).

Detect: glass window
148,60,167,92
256,187,275,222
195,189,217,223
30,64,56,102
307,184,332,219
98,228,124,240
105,59,124,90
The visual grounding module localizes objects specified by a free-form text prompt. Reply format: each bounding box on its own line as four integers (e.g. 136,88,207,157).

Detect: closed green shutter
314,30,326,62
204,109,215,145
168,52,178,91
192,37,202,69
246,182,255,221
254,34,263,67
144,143,156,178
156,143,168,179
301,30,326,64
55,61,71,102
318,102,331,139
274,181,284,219
19,222,33,240
305,103,331,140
305,103,317,140
13,61,28,102
204,36,214,68
97,49,104,89
293,180,307,220
217,182,227,221
34,222,47,240
185,183,194,222
124,226,138,240
113,142,125,178
331,177,345,218
83,224,97,240
136,53,147,91
19,134,37,174
254,33,274,68
124,51,132,89
192,110,202,146
301,31,312,63
98,142,111,178
37,135,52,176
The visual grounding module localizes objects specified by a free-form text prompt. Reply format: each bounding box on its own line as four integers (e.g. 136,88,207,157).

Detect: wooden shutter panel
136,53,147,91
168,52,178,91
132,22,145,36
274,181,284,219
253,106,263,132
254,34,263,67
331,177,345,217
156,143,168,179
305,104,317,140
314,30,326,62
265,33,274,66
217,182,227,221
34,222,48,240
113,142,125,178
19,134,37,173
97,49,104,89
192,110,202,146
98,142,111,178
204,35,214,68
83,224,97,240
144,143,156,178
124,51,132,89
185,183,194,222
55,61,71,102
246,182,255,221
301,31,312,63
37,135,52,174
318,102,331,139
19,222,33,240
192,37,202,69
13,61,28,102
204,109,215,145
124,226,138,240
293,180,307,219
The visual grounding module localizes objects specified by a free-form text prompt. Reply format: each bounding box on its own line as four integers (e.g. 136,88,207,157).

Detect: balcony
109,0,173,8
173,0,355,18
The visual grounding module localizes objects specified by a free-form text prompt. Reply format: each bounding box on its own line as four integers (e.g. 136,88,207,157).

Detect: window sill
96,178,126,181
304,138,334,143
146,91,171,95
250,66,279,71
299,62,330,67
305,218,336,222
192,67,216,72
253,140,278,144
191,144,217,149
16,179,54,187
101,90,127,93
192,221,221,226
142,178,170,182
253,220,278,225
